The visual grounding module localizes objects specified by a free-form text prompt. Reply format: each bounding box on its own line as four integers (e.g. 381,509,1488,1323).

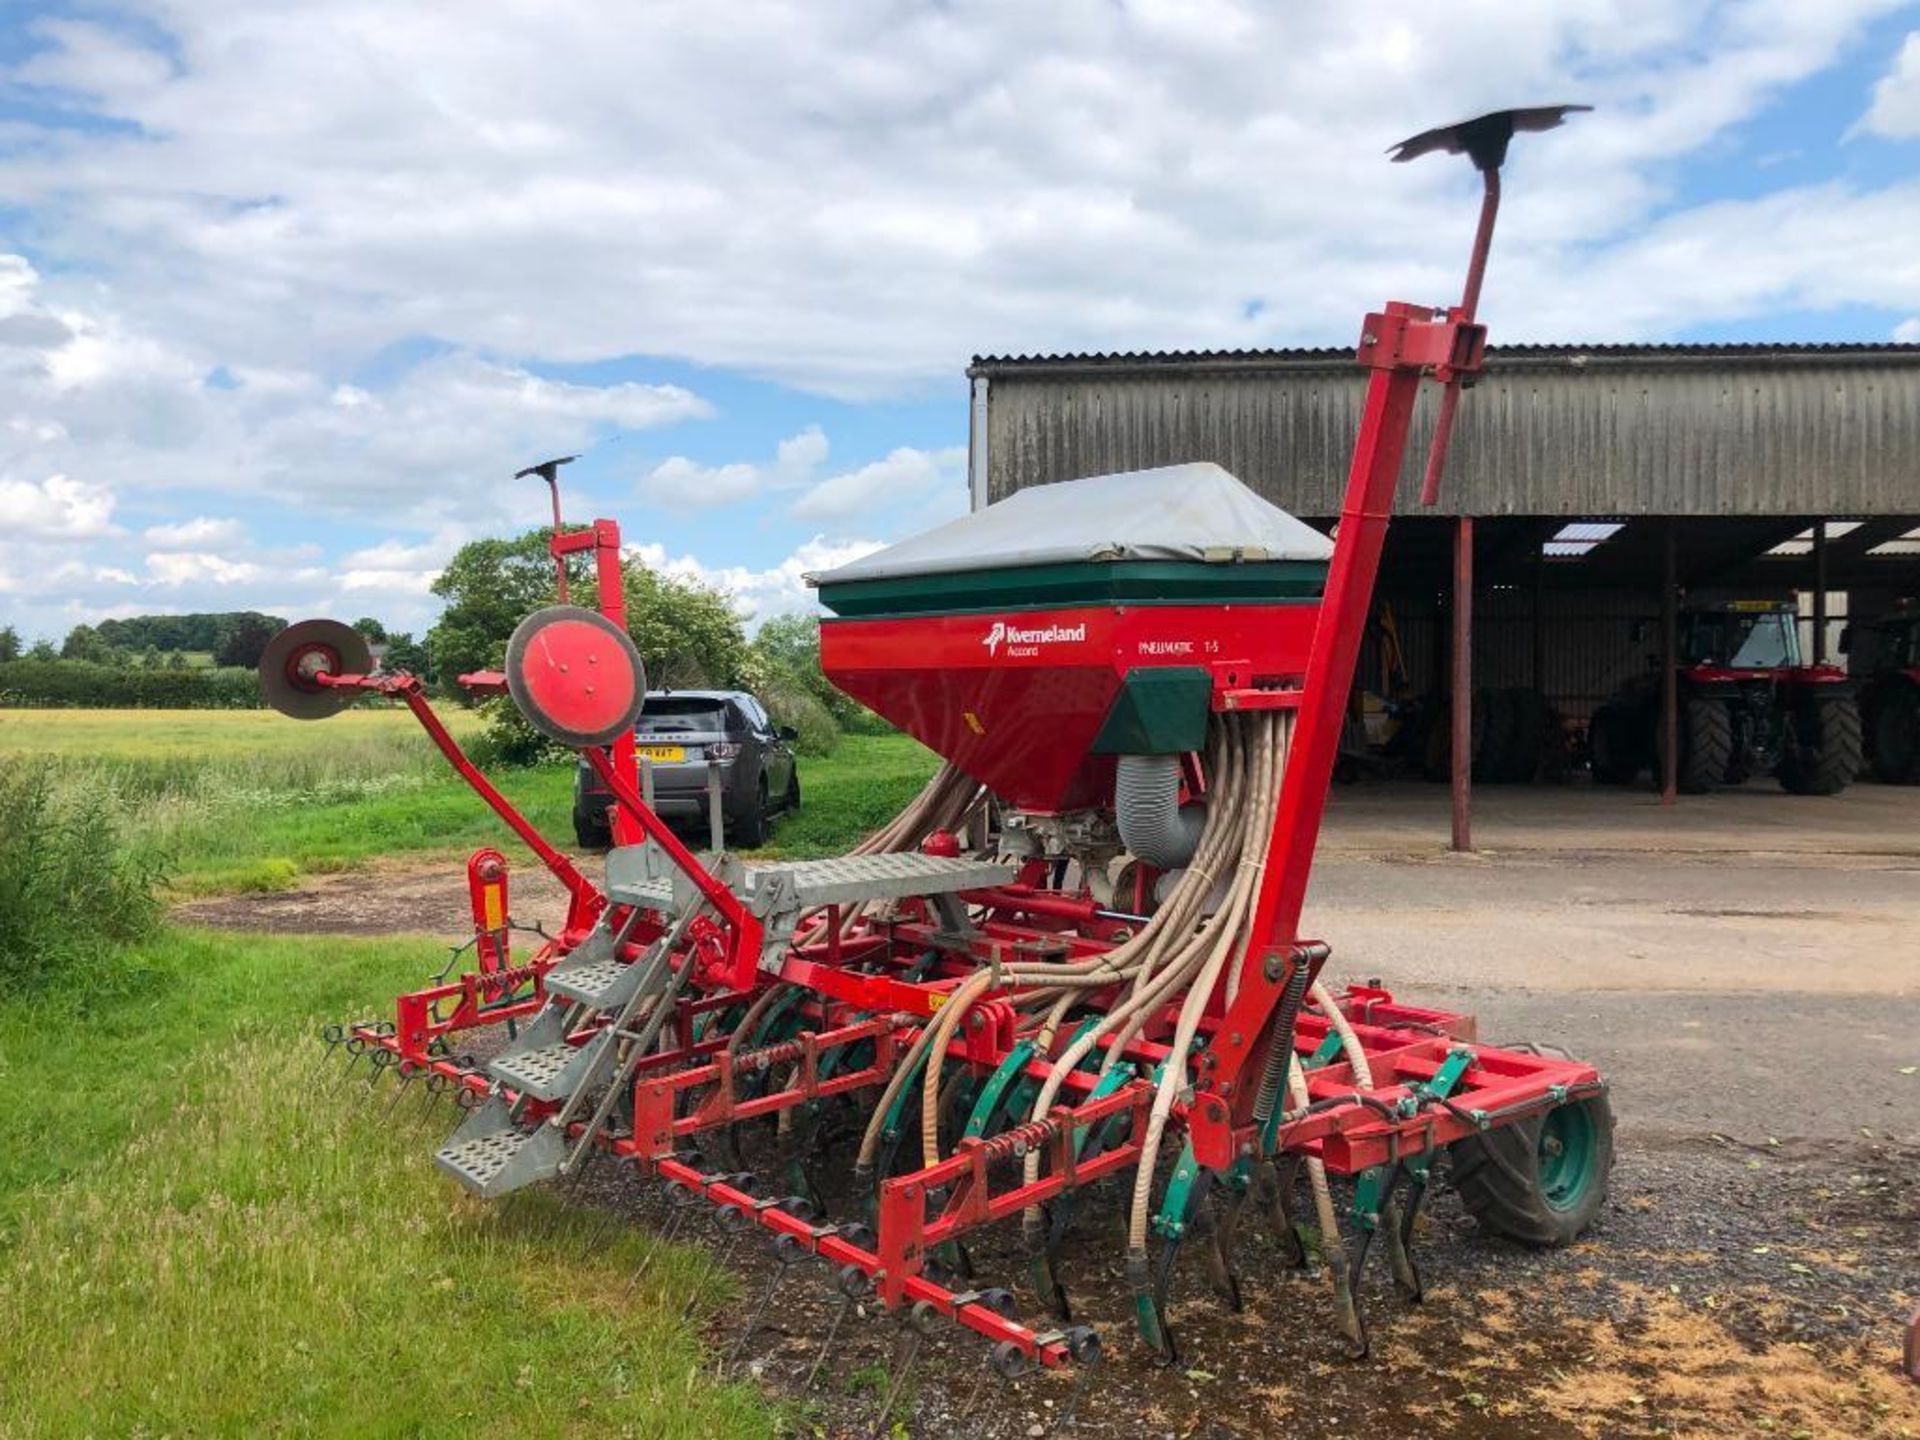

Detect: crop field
0,708,937,1437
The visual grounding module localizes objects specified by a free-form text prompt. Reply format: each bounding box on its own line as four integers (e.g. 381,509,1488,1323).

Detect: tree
27,639,56,661
427,530,582,686
352,616,389,644
60,624,113,664
427,527,749,694
431,526,753,762
213,613,279,669
0,626,19,664
381,631,432,680
623,567,748,690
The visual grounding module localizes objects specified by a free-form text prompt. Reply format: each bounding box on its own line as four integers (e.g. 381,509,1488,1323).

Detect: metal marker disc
259,618,373,720
504,605,646,749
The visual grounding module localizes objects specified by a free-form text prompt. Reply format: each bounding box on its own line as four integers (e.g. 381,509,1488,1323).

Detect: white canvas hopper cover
807,463,1333,586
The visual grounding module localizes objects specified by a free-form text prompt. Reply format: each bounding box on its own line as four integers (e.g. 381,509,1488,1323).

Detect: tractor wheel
1422,690,1488,781
1869,685,1920,784
1499,687,1548,783
573,807,612,850
1778,694,1862,796
1659,697,1732,794
1588,704,1641,785
1473,687,1515,783
1450,1092,1615,1248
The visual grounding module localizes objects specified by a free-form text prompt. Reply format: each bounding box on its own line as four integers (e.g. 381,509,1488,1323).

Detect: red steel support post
1661,521,1678,806
1451,516,1474,852
1811,520,1828,665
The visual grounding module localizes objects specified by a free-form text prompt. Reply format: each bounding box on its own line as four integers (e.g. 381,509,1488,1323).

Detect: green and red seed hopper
810,463,1334,812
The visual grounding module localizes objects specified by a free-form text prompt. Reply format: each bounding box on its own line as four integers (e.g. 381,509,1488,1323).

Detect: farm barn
968,343,1920,842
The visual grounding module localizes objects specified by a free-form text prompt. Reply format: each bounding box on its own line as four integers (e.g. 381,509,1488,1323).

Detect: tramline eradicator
272,107,1613,1396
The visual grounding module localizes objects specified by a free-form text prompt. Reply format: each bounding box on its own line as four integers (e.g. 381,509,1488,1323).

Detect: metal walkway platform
606,848,1016,913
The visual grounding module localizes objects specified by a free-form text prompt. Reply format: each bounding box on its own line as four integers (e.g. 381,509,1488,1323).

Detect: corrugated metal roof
972,341,1920,376
976,343,1920,517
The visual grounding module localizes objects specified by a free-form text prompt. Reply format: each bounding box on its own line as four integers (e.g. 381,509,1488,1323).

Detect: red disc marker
259,619,372,720
504,605,647,749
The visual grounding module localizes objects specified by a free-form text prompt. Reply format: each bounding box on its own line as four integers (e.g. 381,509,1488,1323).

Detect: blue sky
3,1,1920,643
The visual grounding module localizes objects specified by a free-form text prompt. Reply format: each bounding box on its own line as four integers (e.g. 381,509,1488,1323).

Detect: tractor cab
1680,600,1802,673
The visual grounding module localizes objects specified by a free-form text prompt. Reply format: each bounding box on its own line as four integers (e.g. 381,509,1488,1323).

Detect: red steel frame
324,138,1610,1371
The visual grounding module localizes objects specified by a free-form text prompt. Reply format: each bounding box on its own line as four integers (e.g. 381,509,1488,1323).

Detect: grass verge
0,927,779,1437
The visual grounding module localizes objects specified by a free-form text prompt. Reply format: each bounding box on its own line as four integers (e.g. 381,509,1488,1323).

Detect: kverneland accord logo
983,620,1087,657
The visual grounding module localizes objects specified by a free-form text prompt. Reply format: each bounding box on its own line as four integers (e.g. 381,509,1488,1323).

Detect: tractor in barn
263,107,1613,1404
1848,606,1920,785
1588,598,1861,795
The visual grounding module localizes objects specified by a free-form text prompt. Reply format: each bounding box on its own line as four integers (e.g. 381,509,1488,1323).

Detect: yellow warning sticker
483,888,505,931
963,711,986,736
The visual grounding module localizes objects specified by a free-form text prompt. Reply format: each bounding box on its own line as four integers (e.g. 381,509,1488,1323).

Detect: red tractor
1850,607,1920,785
1589,599,1861,795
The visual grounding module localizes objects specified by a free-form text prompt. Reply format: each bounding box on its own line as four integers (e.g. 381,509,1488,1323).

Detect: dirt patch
174,855,576,939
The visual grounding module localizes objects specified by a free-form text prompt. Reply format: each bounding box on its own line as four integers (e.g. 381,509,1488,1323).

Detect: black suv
573,690,799,849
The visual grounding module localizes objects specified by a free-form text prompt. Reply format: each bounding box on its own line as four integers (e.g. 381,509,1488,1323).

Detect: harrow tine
412,1071,451,1128
682,1204,747,1318
332,1034,370,1091
803,1263,872,1392
722,1232,805,1374
310,1022,349,1080
1052,1327,1103,1432
624,1181,695,1296
381,1060,423,1119
867,1300,937,1439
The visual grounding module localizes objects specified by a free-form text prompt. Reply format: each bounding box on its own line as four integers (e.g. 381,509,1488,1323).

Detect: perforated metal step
544,955,644,1009
434,1097,566,1198
486,1029,612,1103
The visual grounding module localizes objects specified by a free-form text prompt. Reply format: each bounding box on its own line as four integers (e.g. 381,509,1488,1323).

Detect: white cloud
625,534,886,627
792,444,966,521
1895,316,1920,343
146,551,264,586
0,474,117,538
3,2,1910,399
1858,30,1920,137
143,515,244,548
639,424,828,509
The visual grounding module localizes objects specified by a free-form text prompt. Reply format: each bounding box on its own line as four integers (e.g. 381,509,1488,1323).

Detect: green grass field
0,709,938,1436
0,707,939,895
0,929,776,1438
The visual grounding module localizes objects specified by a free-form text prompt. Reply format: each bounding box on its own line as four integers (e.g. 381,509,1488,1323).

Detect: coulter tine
1388,1171,1430,1302
1026,1210,1072,1322
1332,1232,1371,1360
